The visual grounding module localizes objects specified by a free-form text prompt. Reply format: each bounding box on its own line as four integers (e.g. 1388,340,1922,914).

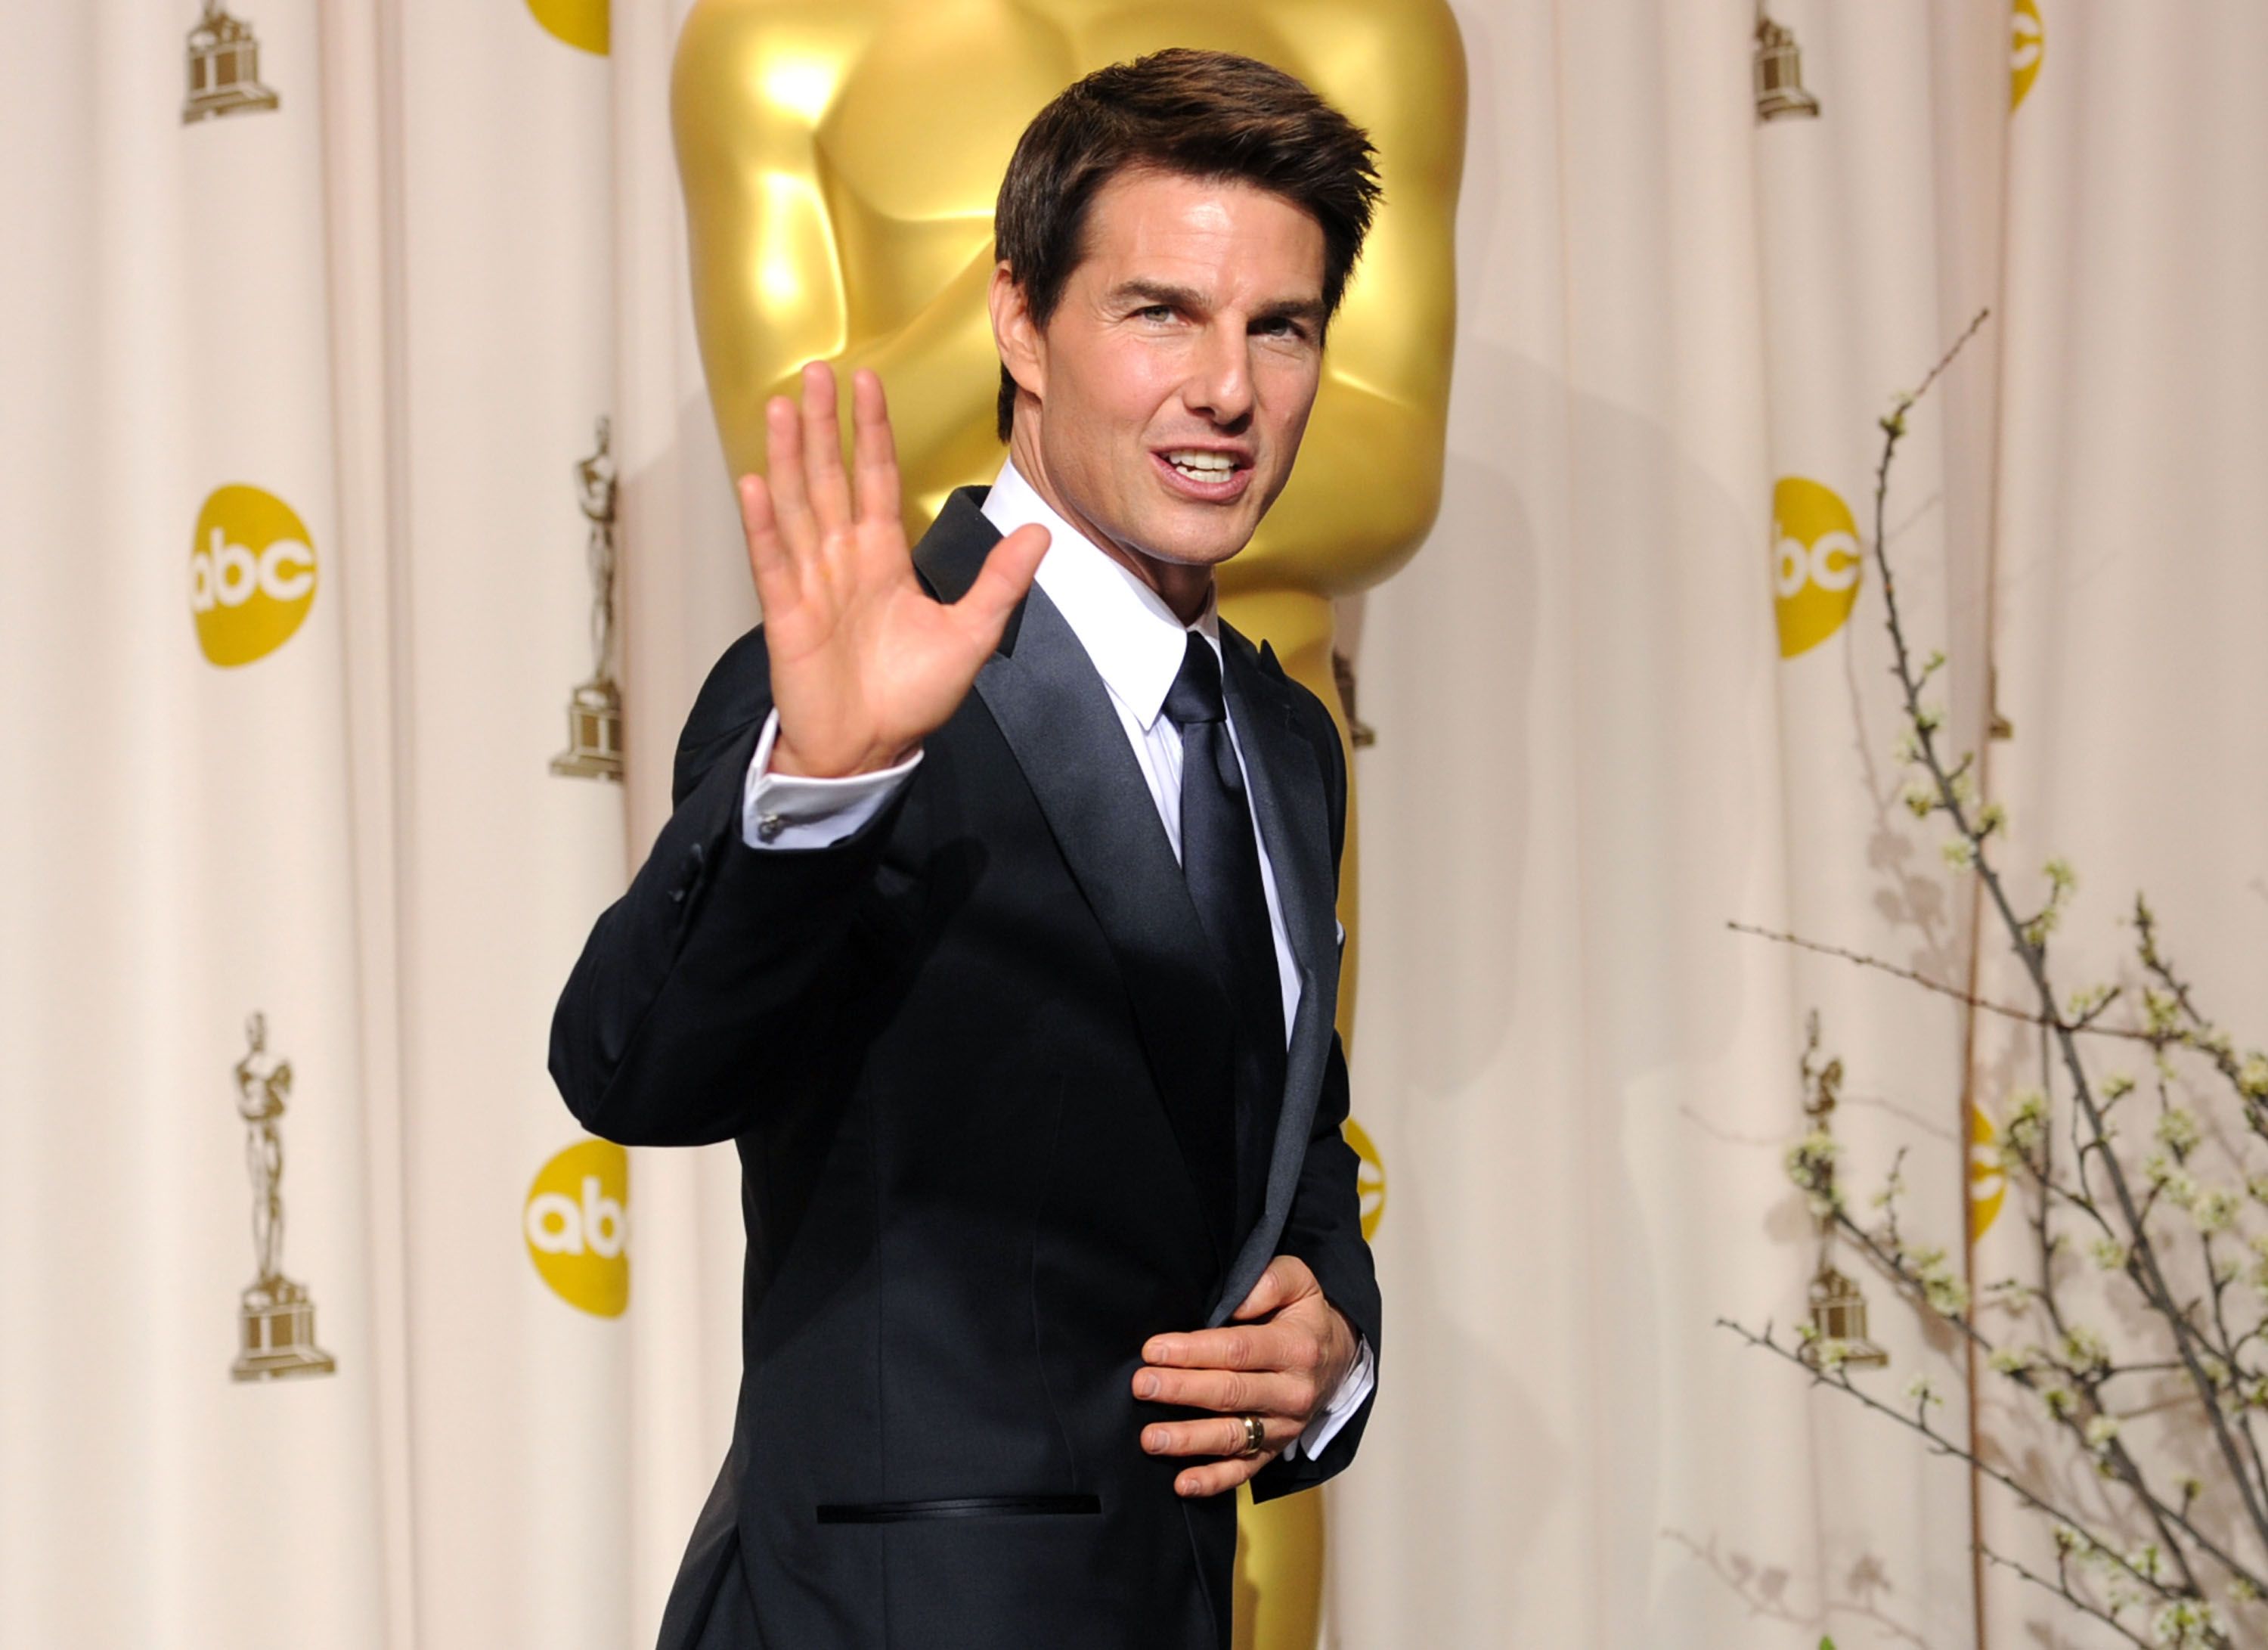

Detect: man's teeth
1164,451,1238,479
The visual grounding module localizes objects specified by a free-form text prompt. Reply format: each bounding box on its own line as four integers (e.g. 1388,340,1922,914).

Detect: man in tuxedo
550,48,1380,1650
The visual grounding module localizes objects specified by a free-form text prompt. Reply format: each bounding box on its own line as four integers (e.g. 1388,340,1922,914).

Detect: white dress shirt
739,455,1374,1459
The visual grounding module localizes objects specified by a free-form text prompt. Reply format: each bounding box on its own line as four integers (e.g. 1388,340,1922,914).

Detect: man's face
1012,166,1328,574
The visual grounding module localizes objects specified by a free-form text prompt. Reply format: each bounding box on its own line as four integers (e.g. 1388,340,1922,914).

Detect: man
550,48,1380,1649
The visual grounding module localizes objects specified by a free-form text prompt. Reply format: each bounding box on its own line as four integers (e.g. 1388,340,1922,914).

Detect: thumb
952,522,1049,643
1232,1256,1315,1322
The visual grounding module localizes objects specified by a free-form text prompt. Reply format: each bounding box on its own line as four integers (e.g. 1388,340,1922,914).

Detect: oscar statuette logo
2011,0,2046,112
527,0,609,55
230,1013,336,1381
190,485,317,667
1752,3,1821,123
524,1140,631,1317
1771,476,1862,659
550,416,624,782
1344,1118,1387,1243
182,2,280,124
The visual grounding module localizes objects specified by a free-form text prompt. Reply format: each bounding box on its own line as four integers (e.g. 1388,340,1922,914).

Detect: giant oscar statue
671,7,1464,1643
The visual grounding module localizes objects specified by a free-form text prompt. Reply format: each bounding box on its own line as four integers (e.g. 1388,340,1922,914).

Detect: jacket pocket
815,1494,1100,1525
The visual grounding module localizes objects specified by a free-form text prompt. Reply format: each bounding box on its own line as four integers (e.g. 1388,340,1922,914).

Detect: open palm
737,361,1049,778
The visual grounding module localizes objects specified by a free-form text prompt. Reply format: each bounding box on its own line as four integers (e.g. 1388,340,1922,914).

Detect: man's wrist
769,726,921,779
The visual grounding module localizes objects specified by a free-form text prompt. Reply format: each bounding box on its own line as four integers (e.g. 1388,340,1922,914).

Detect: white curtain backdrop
5,4,2262,1648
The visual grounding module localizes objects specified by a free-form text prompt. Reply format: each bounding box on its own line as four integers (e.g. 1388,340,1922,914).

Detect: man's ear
989,262,1046,405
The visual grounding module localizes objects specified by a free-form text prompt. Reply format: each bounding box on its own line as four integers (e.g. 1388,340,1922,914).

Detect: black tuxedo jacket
549,487,1380,1650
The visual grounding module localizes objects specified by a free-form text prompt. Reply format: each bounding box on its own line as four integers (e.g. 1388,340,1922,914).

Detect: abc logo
1771,476,1861,659
1344,1118,1387,1243
525,0,608,54
1969,1102,2006,1242
524,1139,630,1317
190,485,318,667
2011,0,2044,112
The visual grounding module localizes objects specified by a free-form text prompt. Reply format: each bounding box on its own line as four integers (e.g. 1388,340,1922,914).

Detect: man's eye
1137,305,1175,321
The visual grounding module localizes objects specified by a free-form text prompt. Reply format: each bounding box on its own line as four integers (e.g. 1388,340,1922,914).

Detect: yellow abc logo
2011,0,2044,112
526,0,608,54
190,485,318,667
524,1139,630,1317
1969,1100,2006,1242
1343,1118,1387,1242
1771,476,1862,659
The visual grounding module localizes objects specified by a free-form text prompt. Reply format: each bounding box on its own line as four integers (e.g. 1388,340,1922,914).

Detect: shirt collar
979,454,1217,732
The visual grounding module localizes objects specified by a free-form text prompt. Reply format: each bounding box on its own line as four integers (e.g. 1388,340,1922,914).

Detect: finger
798,359,851,535
1140,1411,1296,1462
850,368,900,528
950,522,1049,647
1132,1364,1309,1419
1172,1453,1272,1498
736,473,795,603
764,392,815,558
1141,1323,1290,1373
1232,1255,1316,1322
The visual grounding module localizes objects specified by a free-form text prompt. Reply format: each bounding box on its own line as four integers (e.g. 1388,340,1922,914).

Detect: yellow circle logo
1772,476,1862,659
2011,0,2044,112
190,485,318,667
1969,1100,2006,1242
1344,1118,1387,1242
524,1139,630,1317
526,0,608,54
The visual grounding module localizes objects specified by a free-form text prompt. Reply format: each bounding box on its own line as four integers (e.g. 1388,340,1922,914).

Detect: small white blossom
1785,1129,1838,1188
2156,1109,2202,1156
1903,1372,1943,1410
2084,1413,2121,1450
2090,1236,2129,1271
2150,1596,2223,1647
2004,1089,2049,1155
1988,1345,2035,1376
1942,838,1975,870
2198,1185,2242,1233
2060,1325,2109,1376
1909,1245,1970,1315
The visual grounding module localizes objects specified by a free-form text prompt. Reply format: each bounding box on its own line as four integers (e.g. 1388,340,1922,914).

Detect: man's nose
1183,324,1253,426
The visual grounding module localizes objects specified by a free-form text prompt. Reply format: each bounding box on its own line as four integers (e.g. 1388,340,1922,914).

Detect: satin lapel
1209,628,1342,1325
913,492,1238,1268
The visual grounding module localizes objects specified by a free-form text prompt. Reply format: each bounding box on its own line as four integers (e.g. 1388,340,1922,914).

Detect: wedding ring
1236,1413,1266,1458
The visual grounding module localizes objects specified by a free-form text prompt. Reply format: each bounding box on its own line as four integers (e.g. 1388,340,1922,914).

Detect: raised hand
737,361,1050,777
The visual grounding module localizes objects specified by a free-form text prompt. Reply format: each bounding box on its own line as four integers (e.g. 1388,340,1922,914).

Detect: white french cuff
739,706,924,850
1282,1332,1375,1462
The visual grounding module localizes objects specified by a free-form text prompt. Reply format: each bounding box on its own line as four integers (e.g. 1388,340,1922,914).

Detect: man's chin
1125,512,1259,572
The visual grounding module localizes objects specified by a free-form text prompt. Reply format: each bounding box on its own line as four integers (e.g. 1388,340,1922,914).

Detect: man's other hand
1132,1255,1359,1496
736,361,1050,778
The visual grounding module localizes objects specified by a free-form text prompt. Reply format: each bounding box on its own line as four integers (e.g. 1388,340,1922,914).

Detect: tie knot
1163,629,1227,726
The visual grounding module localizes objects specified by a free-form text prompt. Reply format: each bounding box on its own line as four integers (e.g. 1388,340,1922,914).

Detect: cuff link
755,811,786,843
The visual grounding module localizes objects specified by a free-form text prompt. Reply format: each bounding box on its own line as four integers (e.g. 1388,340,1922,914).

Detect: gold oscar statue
672,7,1464,1643
231,1012,336,1381
552,414,625,780
182,2,280,124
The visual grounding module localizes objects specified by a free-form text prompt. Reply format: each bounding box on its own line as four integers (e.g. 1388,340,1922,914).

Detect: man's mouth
1153,448,1253,501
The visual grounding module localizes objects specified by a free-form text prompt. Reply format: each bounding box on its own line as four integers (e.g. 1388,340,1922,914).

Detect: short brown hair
991,48,1382,441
